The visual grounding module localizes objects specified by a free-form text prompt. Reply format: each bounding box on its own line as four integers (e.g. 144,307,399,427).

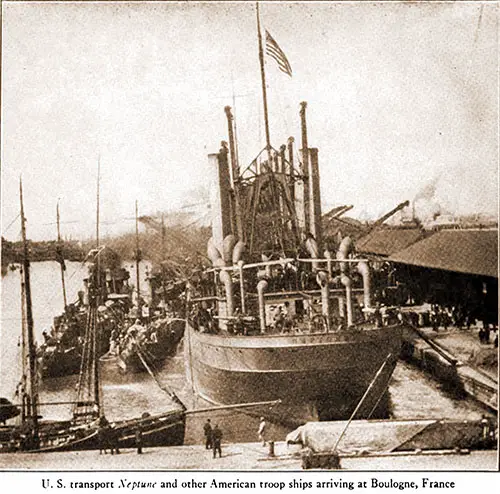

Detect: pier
0,441,496,471
402,324,498,412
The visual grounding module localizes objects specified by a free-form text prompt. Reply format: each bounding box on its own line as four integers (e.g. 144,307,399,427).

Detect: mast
73,160,103,421
256,2,272,165
135,200,142,317
96,157,100,276
19,178,39,447
56,201,68,308
19,264,27,423
161,213,167,307
93,159,101,414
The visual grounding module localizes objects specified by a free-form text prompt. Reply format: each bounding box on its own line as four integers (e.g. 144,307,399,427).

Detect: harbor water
0,261,492,446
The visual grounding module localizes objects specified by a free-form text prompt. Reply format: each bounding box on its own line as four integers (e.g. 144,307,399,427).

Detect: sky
1,1,498,241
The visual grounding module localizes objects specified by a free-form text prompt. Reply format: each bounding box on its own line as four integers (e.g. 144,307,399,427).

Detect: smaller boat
115,317,185,373
0,409,185,453
111,202,185,373
38,202,133,379
1,181,101,452
1,179,186,453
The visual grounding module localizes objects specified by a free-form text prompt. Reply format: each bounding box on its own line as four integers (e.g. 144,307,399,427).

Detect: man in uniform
212,424,223,458
203,418,212,449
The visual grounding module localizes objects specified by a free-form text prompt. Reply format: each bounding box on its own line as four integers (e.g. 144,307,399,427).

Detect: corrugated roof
356,228,423,257
389,229,498,278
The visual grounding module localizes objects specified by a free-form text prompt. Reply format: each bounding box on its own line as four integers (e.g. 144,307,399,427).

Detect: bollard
268,441,275,457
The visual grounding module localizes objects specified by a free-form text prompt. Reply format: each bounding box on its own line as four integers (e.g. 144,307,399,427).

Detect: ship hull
0,409,186,453
185,325,402,423
116,318,185,373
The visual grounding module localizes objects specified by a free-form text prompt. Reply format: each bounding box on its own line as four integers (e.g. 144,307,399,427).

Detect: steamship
184,7,401,423
184,101,402,423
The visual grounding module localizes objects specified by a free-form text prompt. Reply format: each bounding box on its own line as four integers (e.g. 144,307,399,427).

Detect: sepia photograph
0,0,498,478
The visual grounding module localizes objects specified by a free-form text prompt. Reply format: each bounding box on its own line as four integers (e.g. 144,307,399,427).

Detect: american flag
265,30,292,77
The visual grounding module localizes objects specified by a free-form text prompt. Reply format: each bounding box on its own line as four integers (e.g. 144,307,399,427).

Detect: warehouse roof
356,228,423,257
389,229,498,278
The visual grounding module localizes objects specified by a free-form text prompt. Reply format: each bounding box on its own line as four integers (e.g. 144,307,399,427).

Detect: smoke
412,175,444,223
413,175,440,202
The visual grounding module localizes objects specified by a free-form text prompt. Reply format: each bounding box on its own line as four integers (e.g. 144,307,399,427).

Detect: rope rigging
135,345,185,410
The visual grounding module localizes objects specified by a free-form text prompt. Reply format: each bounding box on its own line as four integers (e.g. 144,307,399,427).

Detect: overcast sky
1,1,498,241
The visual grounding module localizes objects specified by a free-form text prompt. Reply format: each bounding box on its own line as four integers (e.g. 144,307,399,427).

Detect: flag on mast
265,30,292,77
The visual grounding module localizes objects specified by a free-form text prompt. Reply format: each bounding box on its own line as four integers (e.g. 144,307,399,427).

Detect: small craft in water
38,203,132,379
114,316,184,373
109,202,185,373
1,180,186,453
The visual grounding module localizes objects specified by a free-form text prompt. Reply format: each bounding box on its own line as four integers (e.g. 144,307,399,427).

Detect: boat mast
19,178,39,446
56,200,68,308
96,157,100,275
161,213,167,308
19,263,27,423
256,2,272,165
93,159,101,414
73,159,103,421
135,200,142,318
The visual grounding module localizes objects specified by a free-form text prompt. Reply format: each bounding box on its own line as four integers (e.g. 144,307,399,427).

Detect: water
0,261,491,446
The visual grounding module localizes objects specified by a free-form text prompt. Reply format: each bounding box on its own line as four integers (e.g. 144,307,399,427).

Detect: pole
57,201,68,308
161,213,167,307
135,200,142,316
224,106,244,240
94,159,102,417
19,264,27,423
96,158,100,250
19,178,39,447
300,102,311,234
333,354,393,453
185,399,282,415
95,157,101,299
256,2,272,164
230,74,241,174
92,307,100,417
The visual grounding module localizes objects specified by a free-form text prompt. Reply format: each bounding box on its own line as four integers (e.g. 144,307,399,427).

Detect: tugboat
184,6,402,424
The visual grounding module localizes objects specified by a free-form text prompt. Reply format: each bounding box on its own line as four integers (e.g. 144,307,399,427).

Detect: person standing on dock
258,417,268,446
203,419,212,449
212,424,222,458
135,425,143,454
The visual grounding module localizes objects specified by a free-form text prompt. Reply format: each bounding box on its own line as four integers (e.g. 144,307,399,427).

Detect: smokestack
287,137,295,202
209,143,233,251
300,102,310,234
224,106,238,186
308,147,322,251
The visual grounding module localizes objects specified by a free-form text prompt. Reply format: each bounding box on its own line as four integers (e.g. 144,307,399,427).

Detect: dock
401,325,498,411
0,442,497,471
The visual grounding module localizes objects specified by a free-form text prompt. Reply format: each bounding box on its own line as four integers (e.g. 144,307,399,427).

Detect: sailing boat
1,180,186,453
37,202,84,378
114,202,184,373
70,169,186,449
0,180,100,452
71,221,186,450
